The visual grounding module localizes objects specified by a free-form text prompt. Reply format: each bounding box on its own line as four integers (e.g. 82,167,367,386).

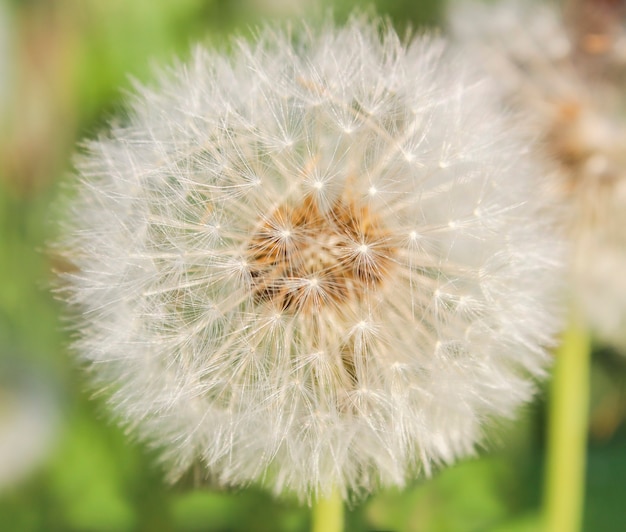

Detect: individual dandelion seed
57,16,564,501
449,0,626,351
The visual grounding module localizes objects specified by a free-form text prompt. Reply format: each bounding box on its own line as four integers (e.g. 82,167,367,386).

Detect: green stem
543,308,591,532
312,488,344,532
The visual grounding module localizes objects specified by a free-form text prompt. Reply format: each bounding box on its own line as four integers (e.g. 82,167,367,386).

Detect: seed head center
247,197,395,313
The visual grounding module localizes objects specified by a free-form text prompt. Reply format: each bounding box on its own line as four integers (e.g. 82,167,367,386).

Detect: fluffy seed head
59,17,564,500
449,0,626,349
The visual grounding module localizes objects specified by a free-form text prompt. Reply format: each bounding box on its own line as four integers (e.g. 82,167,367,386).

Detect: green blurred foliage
0,0,625,530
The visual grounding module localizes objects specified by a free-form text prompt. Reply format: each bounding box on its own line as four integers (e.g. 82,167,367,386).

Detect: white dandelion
449,0,626,350
58,17,564,501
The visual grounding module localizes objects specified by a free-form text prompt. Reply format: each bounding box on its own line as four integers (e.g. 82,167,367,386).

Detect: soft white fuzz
60,17,564,501
450,0,626,350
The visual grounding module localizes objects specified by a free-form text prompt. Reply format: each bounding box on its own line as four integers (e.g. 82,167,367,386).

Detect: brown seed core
246,196,396,313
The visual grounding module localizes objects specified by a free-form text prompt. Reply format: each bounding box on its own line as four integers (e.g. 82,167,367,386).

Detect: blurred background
0,0,625,530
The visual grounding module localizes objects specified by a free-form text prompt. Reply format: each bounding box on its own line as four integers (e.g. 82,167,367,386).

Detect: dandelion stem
544,307,590,532
312,488,344,532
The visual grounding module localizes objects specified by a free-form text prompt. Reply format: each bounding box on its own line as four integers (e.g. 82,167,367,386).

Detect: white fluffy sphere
60,17,564,500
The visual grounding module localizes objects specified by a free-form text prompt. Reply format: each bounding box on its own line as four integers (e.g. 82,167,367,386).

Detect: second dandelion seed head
449,0,626,350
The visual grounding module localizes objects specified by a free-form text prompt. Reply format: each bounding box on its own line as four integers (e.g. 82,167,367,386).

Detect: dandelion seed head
449,0,626,350
59,16,564,500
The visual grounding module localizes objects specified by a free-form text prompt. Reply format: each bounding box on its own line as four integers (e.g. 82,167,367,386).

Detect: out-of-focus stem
312,488,344,532
543,308,591,532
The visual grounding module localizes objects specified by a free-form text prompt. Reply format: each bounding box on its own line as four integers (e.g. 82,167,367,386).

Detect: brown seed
246,195,396,314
